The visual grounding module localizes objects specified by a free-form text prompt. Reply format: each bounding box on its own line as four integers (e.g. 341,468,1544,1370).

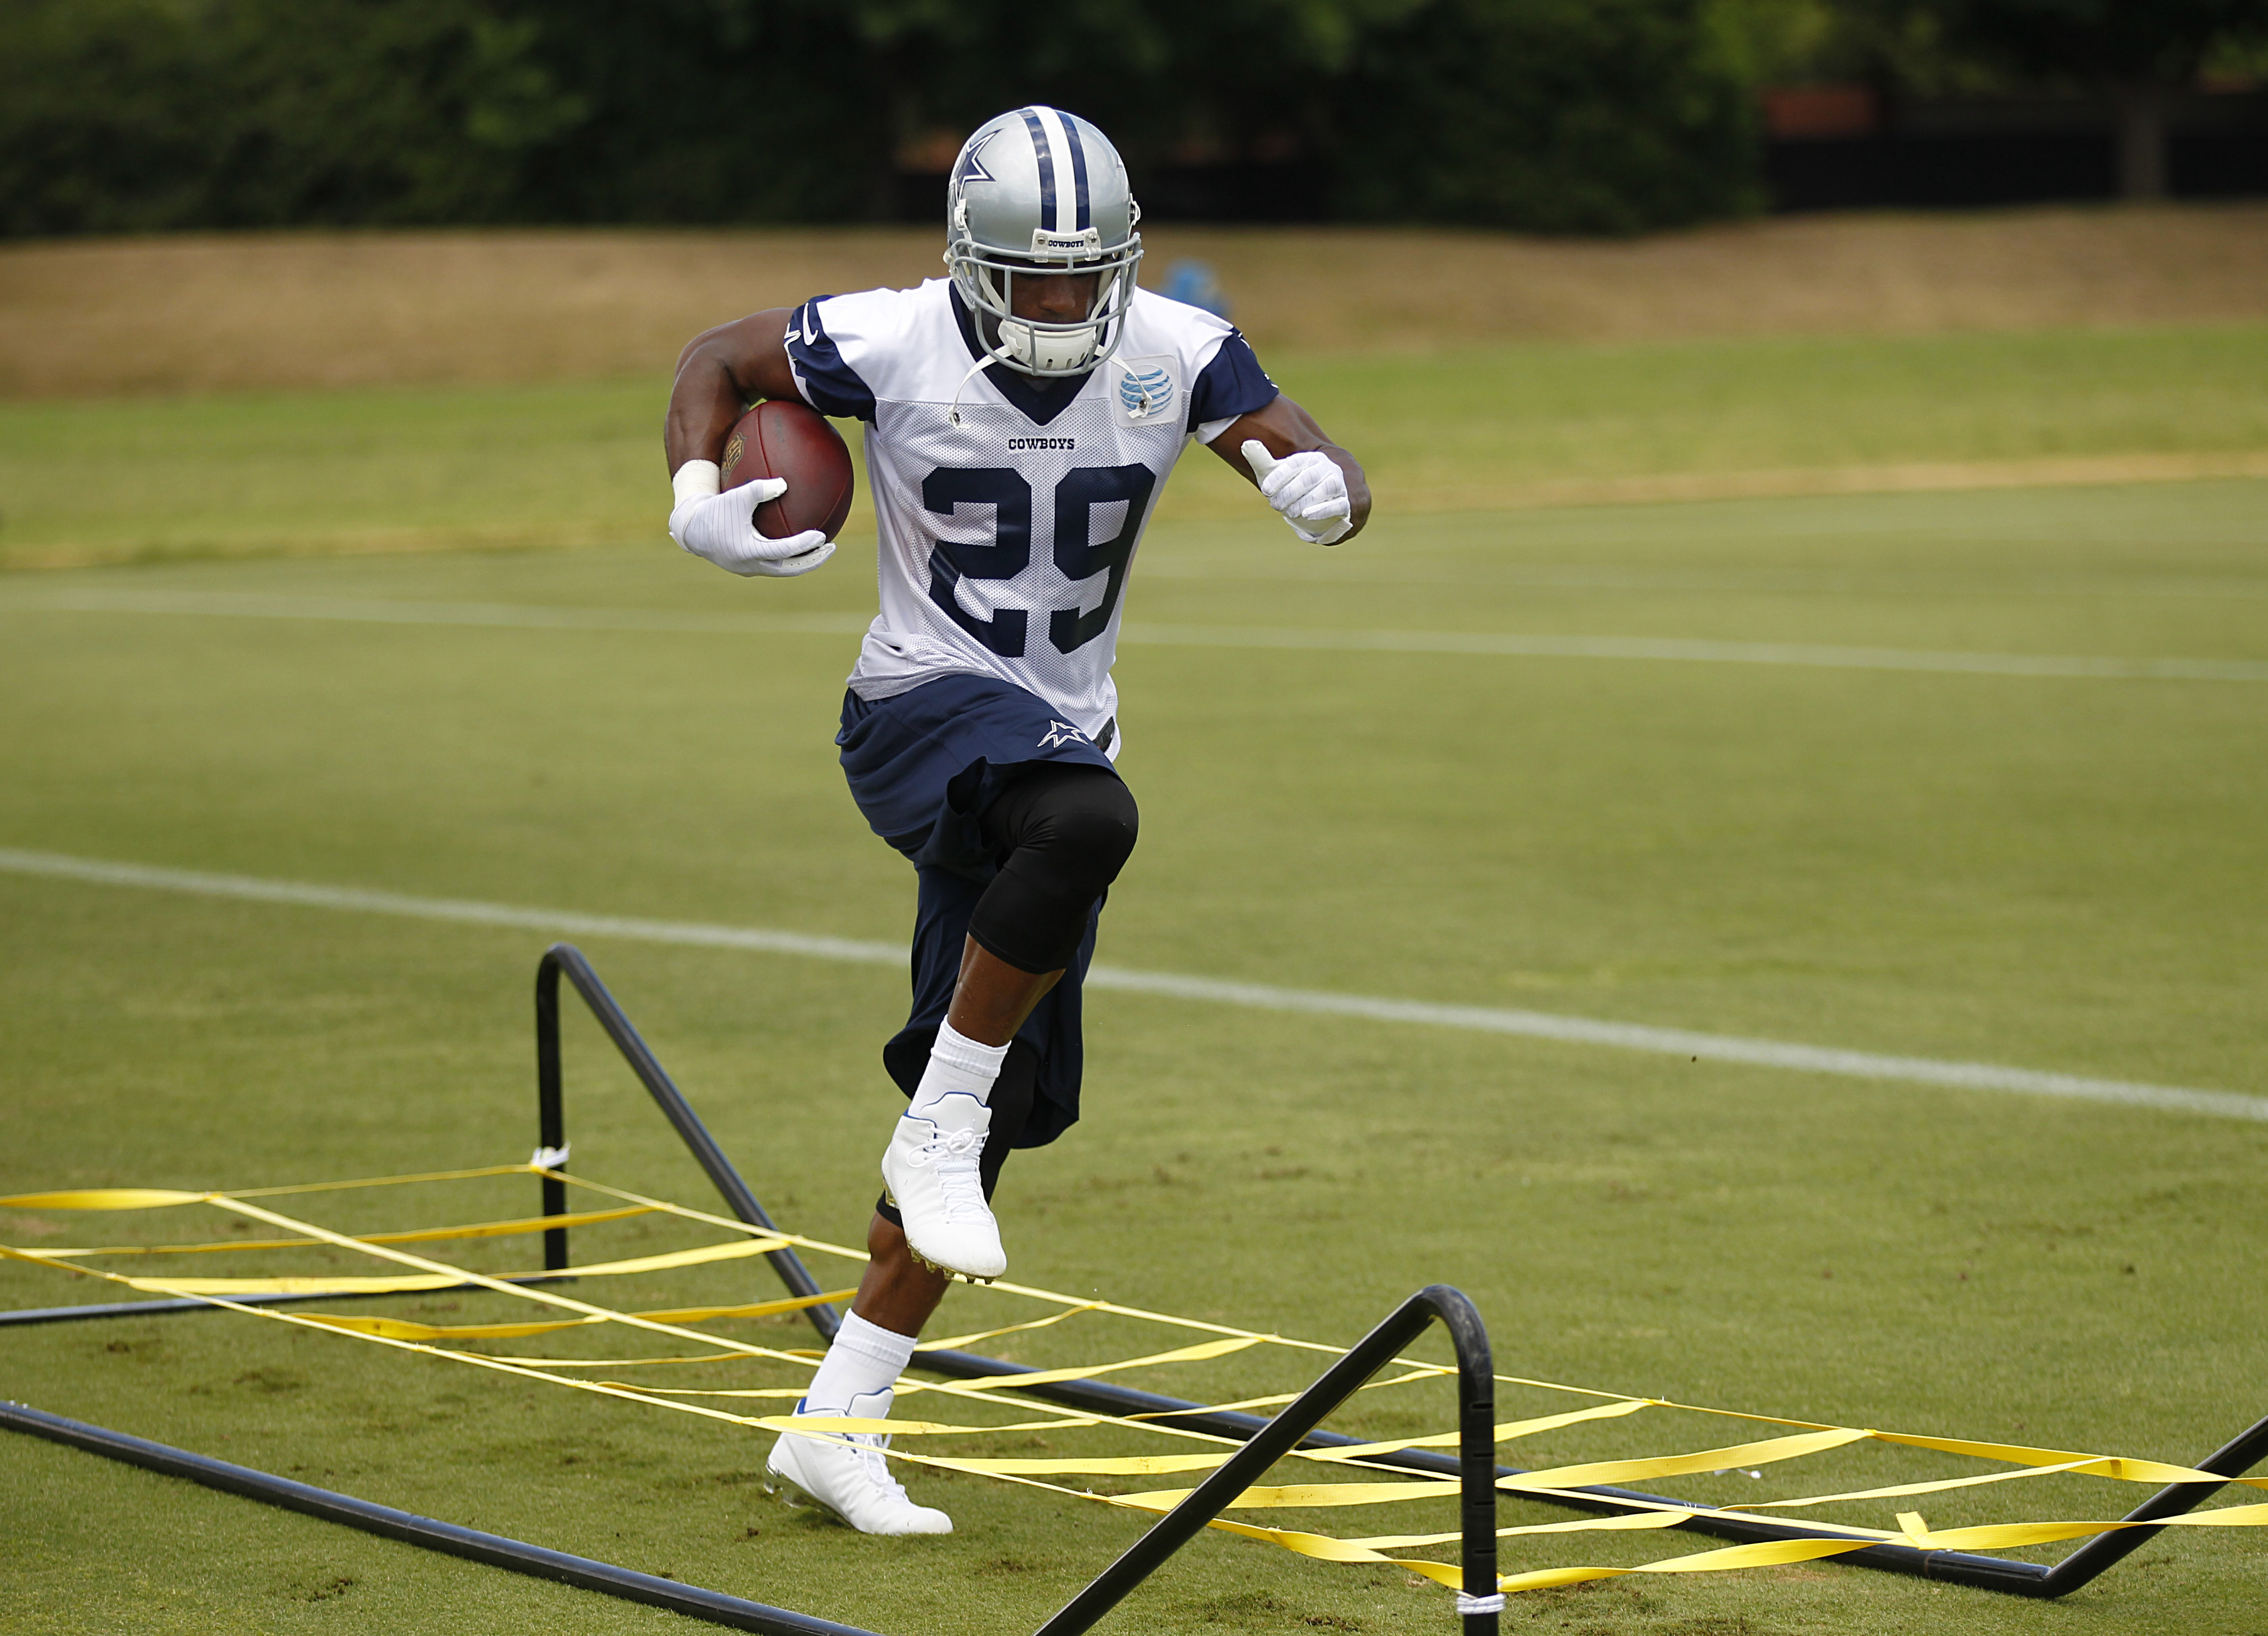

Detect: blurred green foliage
6,0,2262,237
0,0,589,232
0,0,1758,236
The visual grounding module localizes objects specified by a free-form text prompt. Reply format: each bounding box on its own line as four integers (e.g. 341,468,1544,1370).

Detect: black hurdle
7,940,2265,1622
536,943,839,1336
0,1274,574,1330
1032,1285,1501,1636
521,945,2268,1601
0,1399,881,1636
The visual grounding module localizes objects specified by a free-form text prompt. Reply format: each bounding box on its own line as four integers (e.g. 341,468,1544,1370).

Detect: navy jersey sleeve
1186,329,1277,437
785,297,879,422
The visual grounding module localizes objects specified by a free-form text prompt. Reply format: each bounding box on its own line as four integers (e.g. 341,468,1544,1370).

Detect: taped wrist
967,764,1139,976
671,459,721,509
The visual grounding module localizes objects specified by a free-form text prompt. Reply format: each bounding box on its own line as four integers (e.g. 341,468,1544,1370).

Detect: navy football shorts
837,674,1119,1159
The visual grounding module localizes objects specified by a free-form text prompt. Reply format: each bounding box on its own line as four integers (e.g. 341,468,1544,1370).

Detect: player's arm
664,309,801,473
1208,395,1371,546
660,308,832,577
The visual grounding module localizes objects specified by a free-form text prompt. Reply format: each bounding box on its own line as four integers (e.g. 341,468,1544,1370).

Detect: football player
662,105,1369,1535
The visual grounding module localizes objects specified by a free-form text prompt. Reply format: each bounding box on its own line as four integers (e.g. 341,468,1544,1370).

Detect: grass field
6,324,2268,570
3,305,2266,1634
8,209,2268,397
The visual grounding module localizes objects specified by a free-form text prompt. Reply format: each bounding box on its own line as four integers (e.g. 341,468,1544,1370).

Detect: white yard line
1118,622,2268,681
3,847,2259,1123
0,588,871,636
4,589,2264,681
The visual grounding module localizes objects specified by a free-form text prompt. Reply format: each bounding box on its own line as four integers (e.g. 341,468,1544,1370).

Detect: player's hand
1240,441,1353,546
668,477,835,578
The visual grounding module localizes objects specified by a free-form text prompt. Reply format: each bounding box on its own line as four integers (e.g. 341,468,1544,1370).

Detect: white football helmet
944,107,1143,378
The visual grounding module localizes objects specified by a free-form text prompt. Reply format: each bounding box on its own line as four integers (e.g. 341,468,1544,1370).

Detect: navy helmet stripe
1063,114,1092,232
1020,108,1058,234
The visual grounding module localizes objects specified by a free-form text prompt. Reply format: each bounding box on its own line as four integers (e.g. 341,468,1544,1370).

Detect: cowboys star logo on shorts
1038,720,1087,750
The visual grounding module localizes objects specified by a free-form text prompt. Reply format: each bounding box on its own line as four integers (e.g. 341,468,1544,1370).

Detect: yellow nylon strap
122,1234,788,1295
1466,1504,2268,1595
903,1389,1669,1479
41,1206,656,1258
1867,1430,2265,1490
1108,1428,1871,1513
1503,1428,1869,1492
185,1198,830,1366
1348,1510,1693,1552
1280,1496,1898,1556
1731,1457,2103,1510
293,1286,856,1341
0,1165,544,1217
1491,1535,1880,1595
1070,1434,1869,1506
897,1334,1263,1394
1122,1367,1454,1421
596,1379,811,1392
500,1353,753,1368
1113,1477,1456,1511
0,1189,205,1210
759,1413,1110,1438
226,1164,540,1197
1897,1502,2268,1552
539,1238,789,1276
551,1171,1640,1401
1299,1398,1654,1463
1172,1507,1700,1582
913,1302,1102,1352
128,1271,473,1295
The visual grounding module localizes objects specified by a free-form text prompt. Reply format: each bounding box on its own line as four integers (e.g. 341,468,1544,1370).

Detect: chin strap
946,336,1018,427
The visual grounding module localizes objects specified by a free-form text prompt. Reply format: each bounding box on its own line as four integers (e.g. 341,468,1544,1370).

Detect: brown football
720,399,857,541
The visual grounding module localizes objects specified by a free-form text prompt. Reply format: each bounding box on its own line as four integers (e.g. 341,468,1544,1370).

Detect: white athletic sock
798,1311,917,1418
906,1020,1010,1119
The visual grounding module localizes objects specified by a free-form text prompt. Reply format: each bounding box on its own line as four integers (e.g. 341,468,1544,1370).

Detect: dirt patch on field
4,207,2265,399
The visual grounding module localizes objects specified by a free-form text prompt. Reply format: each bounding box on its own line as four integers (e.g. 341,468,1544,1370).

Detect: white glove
667,460,835,578
1241,440,1353,545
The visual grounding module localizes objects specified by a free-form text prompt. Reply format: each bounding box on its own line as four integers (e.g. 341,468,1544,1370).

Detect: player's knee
1029,779,1139,898
969,768,1138,973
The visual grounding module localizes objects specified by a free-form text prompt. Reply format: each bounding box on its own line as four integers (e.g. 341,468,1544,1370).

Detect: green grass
2,351,2266,1634
6,323,2268,568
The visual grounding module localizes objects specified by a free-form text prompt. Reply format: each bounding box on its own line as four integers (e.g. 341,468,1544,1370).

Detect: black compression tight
967,763,1140,975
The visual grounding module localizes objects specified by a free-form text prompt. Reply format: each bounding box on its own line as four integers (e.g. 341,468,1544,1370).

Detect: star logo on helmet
953,132,997,188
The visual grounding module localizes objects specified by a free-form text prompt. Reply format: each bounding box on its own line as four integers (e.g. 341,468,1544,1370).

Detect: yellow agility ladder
6,1161,2265,1618
6,947,2262,1635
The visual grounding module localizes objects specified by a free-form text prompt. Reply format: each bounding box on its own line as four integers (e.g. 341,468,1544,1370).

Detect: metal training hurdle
4,943,2263,1631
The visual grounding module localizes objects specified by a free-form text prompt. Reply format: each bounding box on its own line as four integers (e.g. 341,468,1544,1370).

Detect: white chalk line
4,588,2263,682
1121,623,2268,681
3,847,2258,1124
0,589,870,637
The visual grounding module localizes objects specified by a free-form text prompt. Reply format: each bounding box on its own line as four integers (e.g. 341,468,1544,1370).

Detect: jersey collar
948,287,1092,428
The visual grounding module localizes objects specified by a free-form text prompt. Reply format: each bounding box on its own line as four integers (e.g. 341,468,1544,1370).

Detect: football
720,399,856,541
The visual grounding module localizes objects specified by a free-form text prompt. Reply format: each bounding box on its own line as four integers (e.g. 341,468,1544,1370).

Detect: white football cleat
766,1424,951,1536
880,1091,1007,1282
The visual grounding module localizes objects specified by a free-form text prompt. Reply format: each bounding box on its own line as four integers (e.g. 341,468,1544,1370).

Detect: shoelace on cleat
851,1434,915,1504
917,1128,990,1224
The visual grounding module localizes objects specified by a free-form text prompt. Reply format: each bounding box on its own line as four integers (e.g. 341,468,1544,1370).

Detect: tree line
2,0,2261,239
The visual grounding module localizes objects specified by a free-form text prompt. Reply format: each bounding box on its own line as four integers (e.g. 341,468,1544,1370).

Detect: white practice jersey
786,279,1278,754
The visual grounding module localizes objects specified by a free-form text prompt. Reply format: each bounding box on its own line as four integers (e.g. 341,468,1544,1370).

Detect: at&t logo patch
1116,358,1177,423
